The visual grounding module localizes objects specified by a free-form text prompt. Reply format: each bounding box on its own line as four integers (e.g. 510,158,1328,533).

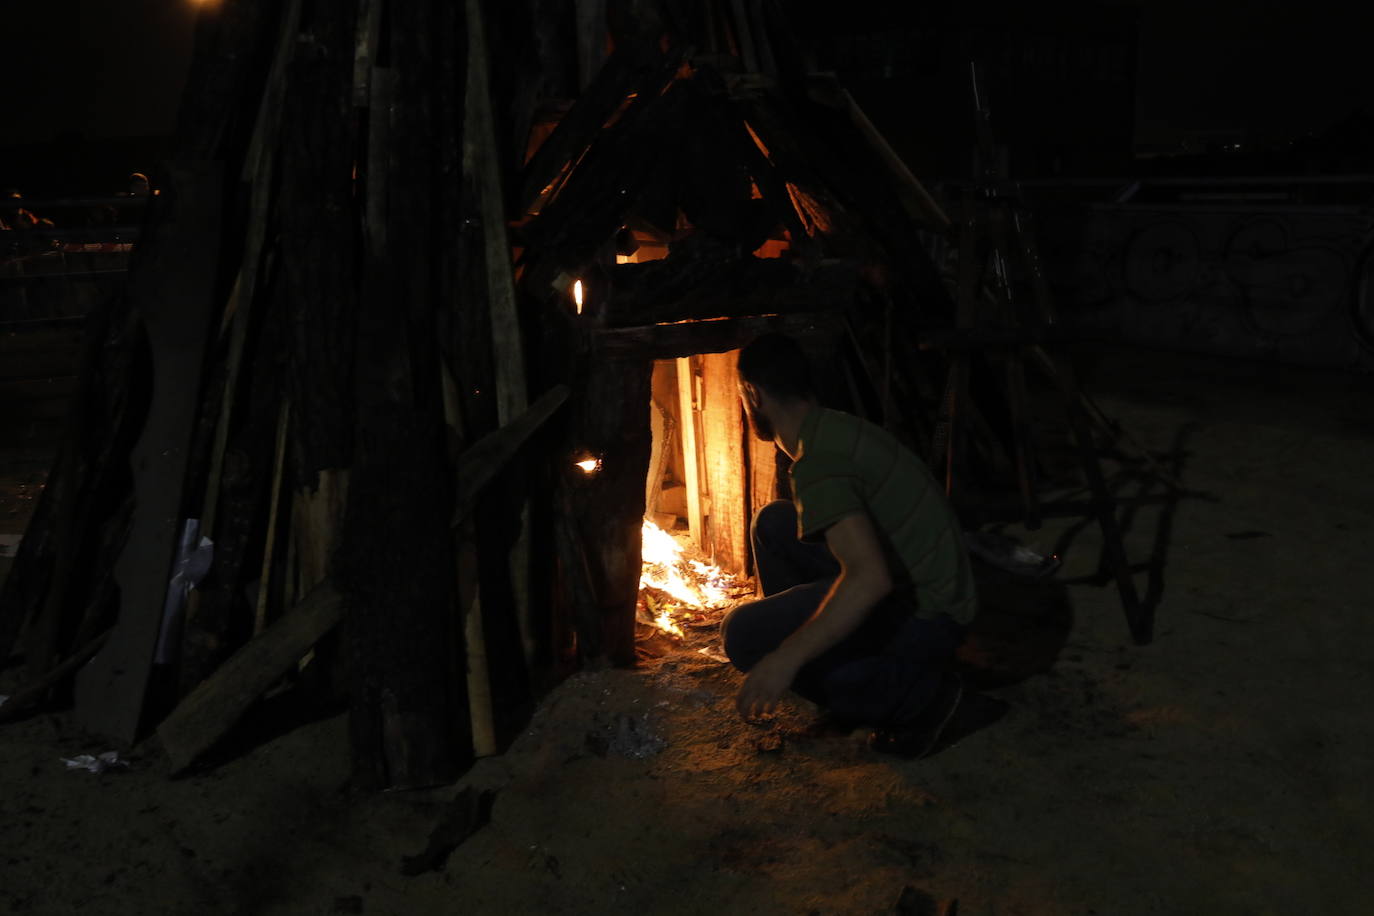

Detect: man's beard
743,400,775,442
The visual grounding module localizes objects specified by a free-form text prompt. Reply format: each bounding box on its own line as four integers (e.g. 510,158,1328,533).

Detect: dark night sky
3,0,197,146
2,0,1369,152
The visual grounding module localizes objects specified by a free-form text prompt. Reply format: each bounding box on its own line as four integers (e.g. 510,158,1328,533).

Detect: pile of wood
0,0,1092,790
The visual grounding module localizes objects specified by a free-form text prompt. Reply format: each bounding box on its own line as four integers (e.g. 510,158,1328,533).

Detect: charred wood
595,310,844,360
604,250,857,325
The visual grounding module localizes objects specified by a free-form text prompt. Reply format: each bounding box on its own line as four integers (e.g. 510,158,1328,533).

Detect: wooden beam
729,0,760,73
155,581,343,774
676,357,704,549
457,530,497,758
565,358,652,666
452,384,571,526
700,351,748,572
604,255,859,326
808,77,950,232
575,0,609,90
595,310,845,360
465,0,536,668
518,49,677,215
253,400,291,635
517,72,692,297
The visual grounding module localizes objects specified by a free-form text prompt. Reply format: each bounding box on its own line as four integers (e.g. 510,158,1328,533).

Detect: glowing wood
700,351,748,572
676,357,704,548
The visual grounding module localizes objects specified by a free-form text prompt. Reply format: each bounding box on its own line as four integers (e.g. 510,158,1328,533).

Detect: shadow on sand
936,421,1210,751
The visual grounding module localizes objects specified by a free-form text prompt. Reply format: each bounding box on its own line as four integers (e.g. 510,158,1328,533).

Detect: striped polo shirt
789,406,978,624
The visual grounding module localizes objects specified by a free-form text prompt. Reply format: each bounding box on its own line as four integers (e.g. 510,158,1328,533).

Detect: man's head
737,333,815,442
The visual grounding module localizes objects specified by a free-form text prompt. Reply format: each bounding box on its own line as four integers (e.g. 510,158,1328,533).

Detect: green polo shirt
789,406,978,624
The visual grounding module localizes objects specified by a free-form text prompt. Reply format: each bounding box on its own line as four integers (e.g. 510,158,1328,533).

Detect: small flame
653,609,685,638
575,456,601,474
573,279,584,314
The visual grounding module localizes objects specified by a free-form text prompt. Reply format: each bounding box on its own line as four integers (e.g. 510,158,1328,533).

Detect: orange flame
573,279,584,314
639,519,741,638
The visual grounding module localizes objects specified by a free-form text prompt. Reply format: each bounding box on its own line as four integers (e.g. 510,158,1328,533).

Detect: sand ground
2,344,1372,916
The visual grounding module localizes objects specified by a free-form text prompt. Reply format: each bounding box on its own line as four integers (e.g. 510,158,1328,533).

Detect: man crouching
723,333,979,758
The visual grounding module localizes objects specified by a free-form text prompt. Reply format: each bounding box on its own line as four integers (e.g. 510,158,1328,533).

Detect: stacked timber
0,0,1030,789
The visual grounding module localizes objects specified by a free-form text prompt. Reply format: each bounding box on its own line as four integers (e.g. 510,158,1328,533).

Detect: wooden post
675,357,704,548
457,530,497,757
645,400,668,518
729,0,760,73
569,358,651,666
700,351,748,572
253,400,291,635
464,0,536,669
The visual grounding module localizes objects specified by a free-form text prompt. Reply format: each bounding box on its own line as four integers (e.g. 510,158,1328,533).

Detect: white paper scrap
61,751,129,774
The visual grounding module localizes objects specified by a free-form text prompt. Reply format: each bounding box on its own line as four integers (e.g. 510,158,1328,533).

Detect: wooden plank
452,384,570,525
676,357,704,549
604,255,859,326
700,351,748,573
293,469,350,593
518,49,666,214
746,0,777,77
516,71,691,297
554,486,603,668
596,310,845,360
729,0,760,73
155,581,343,773
813,78,950,232
575,0,609,90
72,162,224,744
465,0,535,668
645,398,668,517
748,420,779,515
457,529,497,757
253,400,291,634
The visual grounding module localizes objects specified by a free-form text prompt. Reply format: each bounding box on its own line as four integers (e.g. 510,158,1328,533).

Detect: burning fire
639,518,737,639
573,279,584,314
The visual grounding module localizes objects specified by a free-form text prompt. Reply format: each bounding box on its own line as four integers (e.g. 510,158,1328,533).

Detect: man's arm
736,511,893,718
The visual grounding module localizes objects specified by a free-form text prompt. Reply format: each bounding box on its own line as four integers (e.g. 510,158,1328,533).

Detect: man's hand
736,649,802,721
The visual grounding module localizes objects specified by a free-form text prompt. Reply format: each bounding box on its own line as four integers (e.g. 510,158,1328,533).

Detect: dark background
1,0,1370,191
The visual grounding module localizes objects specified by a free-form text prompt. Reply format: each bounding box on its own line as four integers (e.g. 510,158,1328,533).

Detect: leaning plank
156,580,343,774
452,384,570,526
465,0,536,667
72,162,224,744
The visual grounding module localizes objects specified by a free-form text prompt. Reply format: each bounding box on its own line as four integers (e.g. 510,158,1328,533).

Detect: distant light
575,455,601,474
573,279,584,314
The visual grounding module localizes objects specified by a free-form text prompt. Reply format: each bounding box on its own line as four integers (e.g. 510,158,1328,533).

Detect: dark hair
737,333,815,402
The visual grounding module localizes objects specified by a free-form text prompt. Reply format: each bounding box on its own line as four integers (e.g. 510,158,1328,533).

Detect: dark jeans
721,500,964,728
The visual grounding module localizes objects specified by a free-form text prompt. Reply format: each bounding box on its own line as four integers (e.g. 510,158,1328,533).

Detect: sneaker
868,673,964,759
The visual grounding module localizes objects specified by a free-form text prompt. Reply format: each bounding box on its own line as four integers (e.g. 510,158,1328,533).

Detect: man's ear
740,381,763,409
